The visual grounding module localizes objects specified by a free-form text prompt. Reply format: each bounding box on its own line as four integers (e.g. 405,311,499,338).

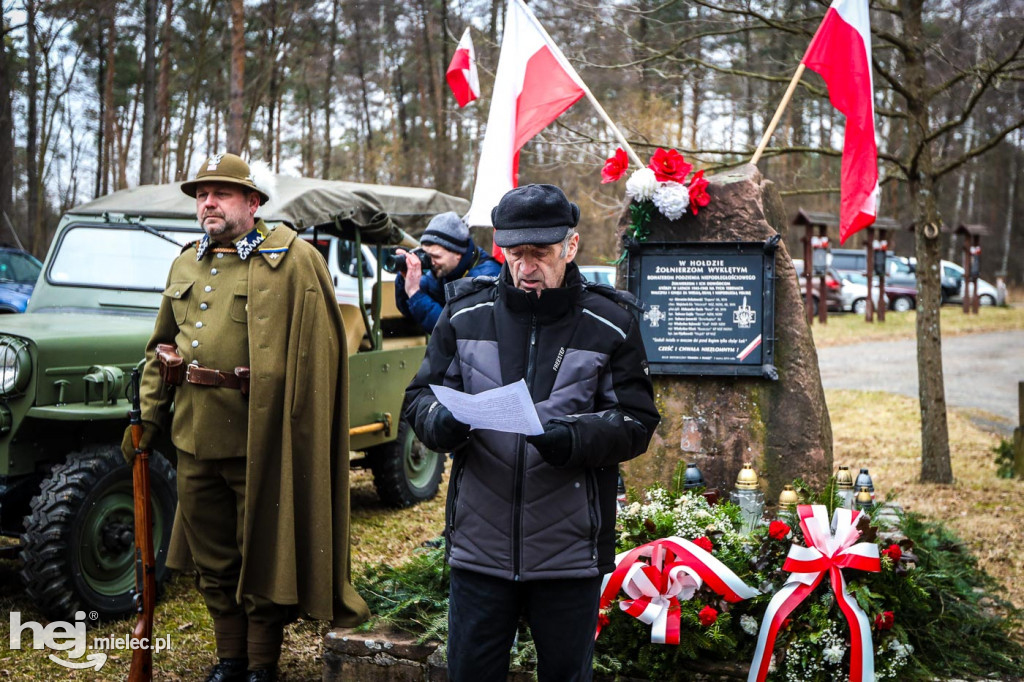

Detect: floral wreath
602,147,710,242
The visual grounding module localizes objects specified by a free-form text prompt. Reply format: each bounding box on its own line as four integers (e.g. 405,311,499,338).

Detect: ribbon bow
598,536,758,645
748,505,881,682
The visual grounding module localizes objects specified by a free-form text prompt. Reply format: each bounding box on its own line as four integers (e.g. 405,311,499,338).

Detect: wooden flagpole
514,0,645,169
750,63,806,165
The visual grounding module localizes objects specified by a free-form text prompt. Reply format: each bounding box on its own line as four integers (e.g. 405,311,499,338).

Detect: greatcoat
141,222,369,625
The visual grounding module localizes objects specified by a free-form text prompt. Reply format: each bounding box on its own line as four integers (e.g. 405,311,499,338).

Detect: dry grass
809,304,1024,348
828,389,1024,616
2,384,1022,679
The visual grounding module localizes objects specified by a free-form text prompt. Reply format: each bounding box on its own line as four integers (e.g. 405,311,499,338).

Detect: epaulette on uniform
445,275,498,304
582,280,643,313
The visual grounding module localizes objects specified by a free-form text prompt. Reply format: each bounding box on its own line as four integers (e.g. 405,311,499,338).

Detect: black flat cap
491,184,580,248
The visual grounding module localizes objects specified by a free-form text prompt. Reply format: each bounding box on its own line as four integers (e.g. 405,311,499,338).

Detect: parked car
0,176,466,622
301,233,394,307
940,259,997,306
0,247,42,313
829,248,917,287
792,259,843,312
578,264,617,287
837,272,887,314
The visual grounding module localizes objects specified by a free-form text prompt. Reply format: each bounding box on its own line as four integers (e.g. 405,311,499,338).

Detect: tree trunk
95,32,104,197
140,0,158,184
0,20,14,235
1000,132,1018,275
156,0,172,181
26,0,40,255
902,0,952,484
227,0,245,154
321,0,338,178
102,5,116,194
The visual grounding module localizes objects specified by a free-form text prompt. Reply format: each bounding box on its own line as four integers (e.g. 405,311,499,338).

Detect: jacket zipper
513,314,538,581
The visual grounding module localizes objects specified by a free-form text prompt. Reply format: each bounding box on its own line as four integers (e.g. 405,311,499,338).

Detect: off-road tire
19,445,177,621
368,420,444,509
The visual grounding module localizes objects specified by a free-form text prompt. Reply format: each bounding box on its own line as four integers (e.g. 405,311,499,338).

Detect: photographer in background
394,212,500,333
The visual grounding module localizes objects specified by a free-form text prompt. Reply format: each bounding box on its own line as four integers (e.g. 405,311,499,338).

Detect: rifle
128,368,156,682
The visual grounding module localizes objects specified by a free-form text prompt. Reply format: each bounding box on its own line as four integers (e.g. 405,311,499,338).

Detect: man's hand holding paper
429,379,544,436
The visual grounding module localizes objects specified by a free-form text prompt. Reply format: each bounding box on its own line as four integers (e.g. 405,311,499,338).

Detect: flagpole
750,63,806,165
512,0,644,169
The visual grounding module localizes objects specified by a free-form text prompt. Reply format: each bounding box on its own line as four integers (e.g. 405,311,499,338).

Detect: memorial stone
618,164,832,501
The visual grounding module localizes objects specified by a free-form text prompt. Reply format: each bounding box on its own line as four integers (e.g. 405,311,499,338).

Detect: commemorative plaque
625,239,778,378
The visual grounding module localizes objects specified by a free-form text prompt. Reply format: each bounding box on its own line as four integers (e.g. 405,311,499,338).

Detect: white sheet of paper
430,379,544,436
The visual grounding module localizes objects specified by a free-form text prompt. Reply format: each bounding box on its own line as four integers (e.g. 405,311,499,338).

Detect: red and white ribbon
597,536,758,645
747,505,880,682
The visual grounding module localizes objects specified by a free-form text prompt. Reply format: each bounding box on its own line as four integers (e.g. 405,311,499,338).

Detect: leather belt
185,364,250,395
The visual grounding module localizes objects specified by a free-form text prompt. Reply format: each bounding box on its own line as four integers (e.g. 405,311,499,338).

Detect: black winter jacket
405,262,660,581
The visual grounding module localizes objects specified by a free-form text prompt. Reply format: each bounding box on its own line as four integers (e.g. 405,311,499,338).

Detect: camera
382,248,433,275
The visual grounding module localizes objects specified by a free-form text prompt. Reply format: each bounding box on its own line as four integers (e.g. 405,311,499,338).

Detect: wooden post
803,225,814,325
818,225,828,324
971,236,981,314
1014,382,1024,478
877,230,887,322
864,229,875,323
962,239,971,314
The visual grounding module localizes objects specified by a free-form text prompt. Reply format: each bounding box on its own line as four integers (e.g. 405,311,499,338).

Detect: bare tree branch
934,116,1024,179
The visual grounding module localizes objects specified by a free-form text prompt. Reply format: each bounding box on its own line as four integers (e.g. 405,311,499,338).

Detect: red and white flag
446,28,480,108
463,0,586,236
802,0,879,244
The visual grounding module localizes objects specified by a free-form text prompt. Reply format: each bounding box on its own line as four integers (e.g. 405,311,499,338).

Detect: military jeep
0,176,466,620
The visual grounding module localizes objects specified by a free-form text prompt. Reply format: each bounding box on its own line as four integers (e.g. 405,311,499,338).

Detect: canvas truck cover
70,176,470,245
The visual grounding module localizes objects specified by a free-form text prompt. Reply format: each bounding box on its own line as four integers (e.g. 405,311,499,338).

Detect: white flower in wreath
740,614,759,636
625,167,658,201
652,181,690,220
822,643,847,665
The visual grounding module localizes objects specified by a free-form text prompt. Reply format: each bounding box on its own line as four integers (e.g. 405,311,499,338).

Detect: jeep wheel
19,445,177,621
368,420,444,508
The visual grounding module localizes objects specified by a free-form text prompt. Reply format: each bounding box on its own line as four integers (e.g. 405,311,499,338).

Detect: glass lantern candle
731,463,765,534
836,465,855,509
777,484,799,525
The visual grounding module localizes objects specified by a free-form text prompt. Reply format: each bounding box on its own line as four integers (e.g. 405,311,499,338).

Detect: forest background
1,0,1022,281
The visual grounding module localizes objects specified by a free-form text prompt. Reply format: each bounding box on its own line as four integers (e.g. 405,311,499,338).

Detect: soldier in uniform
122,153,369,682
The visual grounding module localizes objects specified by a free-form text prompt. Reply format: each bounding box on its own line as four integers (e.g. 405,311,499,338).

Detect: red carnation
688,170,711,214
601,148,629,184
768,520,791,540
781,618,793,630
648,148,692,183
598,612,611,628
875,611,895,630
693,536,714,552
882,544,902,563
698,605,718,627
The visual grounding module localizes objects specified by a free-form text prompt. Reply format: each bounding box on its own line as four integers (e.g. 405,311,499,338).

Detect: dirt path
817,330,1024,434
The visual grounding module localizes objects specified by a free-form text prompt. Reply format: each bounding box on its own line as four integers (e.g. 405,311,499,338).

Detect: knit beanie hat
420,212,471,254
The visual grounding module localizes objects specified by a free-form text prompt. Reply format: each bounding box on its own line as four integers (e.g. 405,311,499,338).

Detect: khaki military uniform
140,220,369,667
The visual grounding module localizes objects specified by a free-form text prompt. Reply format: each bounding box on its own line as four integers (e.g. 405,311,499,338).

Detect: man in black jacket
405,184,660,682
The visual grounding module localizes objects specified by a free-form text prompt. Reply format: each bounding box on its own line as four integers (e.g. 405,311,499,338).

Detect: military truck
0,176,466,620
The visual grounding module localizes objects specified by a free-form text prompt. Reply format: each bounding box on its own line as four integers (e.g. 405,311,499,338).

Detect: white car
301,234,395,307
578,264,617,288
838,272,888,314
940,260,998,306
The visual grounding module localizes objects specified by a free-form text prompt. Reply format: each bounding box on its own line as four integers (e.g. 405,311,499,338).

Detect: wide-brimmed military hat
491,184,580,248
180,153,270,205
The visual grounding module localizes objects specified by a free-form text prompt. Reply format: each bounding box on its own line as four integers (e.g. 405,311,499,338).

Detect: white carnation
625,168,658,201
822,644,846,665
740,614,759,636
652,181,690,220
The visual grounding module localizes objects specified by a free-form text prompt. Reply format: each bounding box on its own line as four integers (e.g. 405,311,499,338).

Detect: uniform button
217,253,225,259
196,321,203,328
211,268,218,275
174,290,180,296
200,302,208,310
191,340,199,348
204,285,212,292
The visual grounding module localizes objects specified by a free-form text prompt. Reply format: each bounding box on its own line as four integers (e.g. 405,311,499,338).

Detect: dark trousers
177,451,288,669
447,566,601,682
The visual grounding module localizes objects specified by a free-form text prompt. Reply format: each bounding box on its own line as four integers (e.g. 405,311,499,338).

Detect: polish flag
446,28,480,108
463,0,586,241
802,0,879,244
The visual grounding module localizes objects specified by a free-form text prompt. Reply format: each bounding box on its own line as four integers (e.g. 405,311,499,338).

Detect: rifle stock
128,369,156,682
